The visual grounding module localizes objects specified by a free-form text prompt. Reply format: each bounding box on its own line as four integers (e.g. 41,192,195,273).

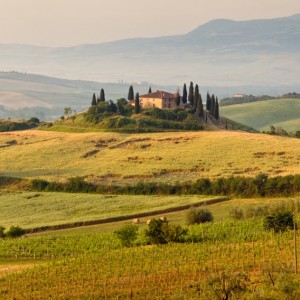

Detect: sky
1,0,300,47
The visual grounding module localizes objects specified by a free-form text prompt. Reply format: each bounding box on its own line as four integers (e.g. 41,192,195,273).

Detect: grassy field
0,191,223,230
221,98,300,133
0,130,299,185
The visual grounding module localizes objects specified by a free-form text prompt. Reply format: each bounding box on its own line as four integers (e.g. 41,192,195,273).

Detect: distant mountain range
1,14,300,92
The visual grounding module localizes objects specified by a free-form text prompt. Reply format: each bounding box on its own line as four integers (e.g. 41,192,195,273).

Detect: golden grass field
0,129,300,184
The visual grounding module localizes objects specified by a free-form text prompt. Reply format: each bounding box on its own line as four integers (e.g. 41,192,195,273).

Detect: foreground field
0,130,299,185
0,215,299,299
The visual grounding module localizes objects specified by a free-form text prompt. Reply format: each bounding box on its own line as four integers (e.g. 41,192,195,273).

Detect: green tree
145,218,187,244
6,226,26,238
91,93,97,106
64,107,72,119
186,208,213,225
182,83,187,104
264,211,294,233
194,84,199,110
135,92,140,114
175,88,181,106
114,224,138,247
148,86,152,94
210,94,215,115
100,88,105,102
214,97,219,120
188,81,194,107
296,131,300,138
128,85,134,100
0,226,5,238
206,92,211,111
196,94,204,119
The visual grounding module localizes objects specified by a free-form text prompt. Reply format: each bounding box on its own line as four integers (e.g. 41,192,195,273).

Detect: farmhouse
138,90,183,109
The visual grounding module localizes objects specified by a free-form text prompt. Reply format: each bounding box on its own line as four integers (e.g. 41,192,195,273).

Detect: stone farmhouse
137,90,183,109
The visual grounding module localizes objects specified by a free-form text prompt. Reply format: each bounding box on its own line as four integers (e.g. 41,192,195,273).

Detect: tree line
30,173,300,198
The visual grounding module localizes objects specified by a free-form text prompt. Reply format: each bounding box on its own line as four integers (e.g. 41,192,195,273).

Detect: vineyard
0,216,300,299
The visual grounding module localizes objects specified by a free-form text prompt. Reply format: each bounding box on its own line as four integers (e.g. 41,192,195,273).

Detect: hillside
0,72,172,120
0,130,299,184
1,15,300,92
220,98,300,133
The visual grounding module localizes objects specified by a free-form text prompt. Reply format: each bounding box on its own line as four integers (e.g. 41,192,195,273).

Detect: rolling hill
220,98,300,133
0,130,299,184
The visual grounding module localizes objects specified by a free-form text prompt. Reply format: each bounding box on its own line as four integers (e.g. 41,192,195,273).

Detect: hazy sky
1,0,300,47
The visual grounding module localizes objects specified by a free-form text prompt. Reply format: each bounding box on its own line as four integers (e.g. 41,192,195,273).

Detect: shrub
187,208,214,225
229,207,244,220
145,218,187,244
0,226,5,238
6,226,26,238
114,224,138,247
263,211,294,233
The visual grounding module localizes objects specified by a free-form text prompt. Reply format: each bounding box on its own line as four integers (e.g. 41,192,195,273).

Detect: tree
194,84,199,110
128,85,134,101
135,92,140,114
196,94,204,119
114,224,138,247
148,86,152,94
145,218,187,244
0,226,5,239
182,83,187,105
64,107,72,119
210,94,216,115
188,81,194,107
214,97,219,120
91,93,97,106
175,88,181,107
100,88,105,102
186,208,213,225
206,92,211,111
6,226,26,238
264,211,294,233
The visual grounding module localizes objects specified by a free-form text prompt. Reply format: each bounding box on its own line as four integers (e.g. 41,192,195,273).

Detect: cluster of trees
88,82,220,123
30,173,300,198
0,225,26,238
0,117,39,132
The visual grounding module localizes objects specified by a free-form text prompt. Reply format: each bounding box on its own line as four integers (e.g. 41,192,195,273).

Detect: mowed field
0,191,222,229
0,130,300,184
221,98,300,133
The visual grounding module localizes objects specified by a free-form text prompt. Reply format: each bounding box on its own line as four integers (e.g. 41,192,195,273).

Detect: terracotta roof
140,90,176,99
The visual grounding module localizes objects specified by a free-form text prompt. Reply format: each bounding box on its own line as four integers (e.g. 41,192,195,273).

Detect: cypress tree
210,94,216,115
196,94,204,119
148,86,152,94
100,88,105,102
188,81,194,107
135,92,140,114
206,92,211,111
215,97,219,120
182,83,187,104
128,85,134,101
91,93,97,106
194,84,199,110
175,88,181,107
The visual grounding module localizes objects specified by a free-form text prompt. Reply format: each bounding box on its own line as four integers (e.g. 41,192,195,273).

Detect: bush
0,226,5,238
6,226,26,238
229,207,244,220
145,218,187,244
263,211,294,233
186,208,213,225
114,224,138,247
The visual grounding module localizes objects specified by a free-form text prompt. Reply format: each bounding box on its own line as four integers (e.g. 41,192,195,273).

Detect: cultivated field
221,98,300,133
0,191,223,229
0,130,299,184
